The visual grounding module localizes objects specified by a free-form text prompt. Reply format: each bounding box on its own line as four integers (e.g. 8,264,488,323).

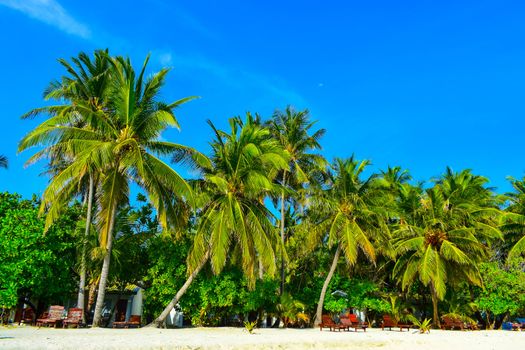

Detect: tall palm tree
393,169,501,327
308,157,390,326
19,53,200,327
267,106,326,295
26,50,112,318
0,155,7,169
153,114,289,327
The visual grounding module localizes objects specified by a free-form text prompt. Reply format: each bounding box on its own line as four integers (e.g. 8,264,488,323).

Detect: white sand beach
1,326,524,350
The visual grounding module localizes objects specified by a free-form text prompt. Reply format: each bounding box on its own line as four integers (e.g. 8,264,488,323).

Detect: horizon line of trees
2,49,525,329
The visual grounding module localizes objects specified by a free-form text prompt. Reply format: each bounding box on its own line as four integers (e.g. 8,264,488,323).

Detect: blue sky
1,0,524,198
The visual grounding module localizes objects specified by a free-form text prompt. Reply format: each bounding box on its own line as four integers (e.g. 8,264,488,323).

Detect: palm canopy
18,53,200,238
501,176,525,260
308,156,391,264
188,114,290,287
378,166,412,194
392,169,501,324
267,106,326,187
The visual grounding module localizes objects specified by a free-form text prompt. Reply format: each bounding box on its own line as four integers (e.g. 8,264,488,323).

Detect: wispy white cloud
155,51,307,106
0,0,90,39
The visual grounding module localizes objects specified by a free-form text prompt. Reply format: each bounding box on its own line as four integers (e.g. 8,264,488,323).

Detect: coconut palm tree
0,155,7,169
393,169,501,327
267,106,326,295
19,53,200,327
152,114,289,327
26,50,112,318
308,156,391,326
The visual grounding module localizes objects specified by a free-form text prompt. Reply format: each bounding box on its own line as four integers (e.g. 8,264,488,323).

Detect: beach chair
127,315,141,328
381,315,396,330
319,315,344,331
339,316,358,331
113,315,142,328
19,307,35,326
441,316,464,330
63,308,83,328
112,308,127,328
36,305,65,327
398,322,412,331
347,313,368,332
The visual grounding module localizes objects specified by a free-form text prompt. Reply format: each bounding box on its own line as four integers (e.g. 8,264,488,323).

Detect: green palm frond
0,155,7,169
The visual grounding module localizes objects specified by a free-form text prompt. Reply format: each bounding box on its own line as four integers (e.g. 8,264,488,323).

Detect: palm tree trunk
280,172,286,295
152,251,210,328
430,283,440,328
258,257,264,280
87,284,97,314
92,206,117,327
314,244,341,326
77,174,94,321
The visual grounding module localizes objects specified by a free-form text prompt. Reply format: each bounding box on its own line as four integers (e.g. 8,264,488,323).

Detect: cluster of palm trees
19,50,200,327
18,50,525,328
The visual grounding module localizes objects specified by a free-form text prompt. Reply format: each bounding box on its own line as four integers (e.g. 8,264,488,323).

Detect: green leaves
476,261,525,317
393,168,501,309
0,193,80,308
310,156,387,267
187,114,288,287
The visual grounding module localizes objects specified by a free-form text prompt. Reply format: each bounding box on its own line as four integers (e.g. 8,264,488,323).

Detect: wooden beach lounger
319,315,345,331
62,308,83,328
36,305,64,327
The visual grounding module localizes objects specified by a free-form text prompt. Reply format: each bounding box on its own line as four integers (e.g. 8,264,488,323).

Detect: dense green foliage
476,260,525,326
0,192,80,308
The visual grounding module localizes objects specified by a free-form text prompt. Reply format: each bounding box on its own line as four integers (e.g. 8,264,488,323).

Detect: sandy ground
1,326,524,350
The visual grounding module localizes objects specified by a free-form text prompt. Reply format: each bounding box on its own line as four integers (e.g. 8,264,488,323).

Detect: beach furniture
113,315,142,328
127,315,141,328
381,315,396,330
346,313,368,332
18,307,35,325
441,316,464,330
398,320,413,331
381,315,412,331
319,314,345,331
62,308,83,328
36,305,65,327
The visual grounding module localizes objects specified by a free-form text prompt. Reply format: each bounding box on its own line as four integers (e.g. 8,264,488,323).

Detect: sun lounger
63,308,83,328
381,315,396,330
113,315,142,328
19,307,35,325
345,313,368,332
36,305,65,327
441,316,464,330
319,314,345,331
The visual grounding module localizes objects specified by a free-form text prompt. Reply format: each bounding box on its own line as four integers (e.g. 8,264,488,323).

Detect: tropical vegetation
2,49,525,329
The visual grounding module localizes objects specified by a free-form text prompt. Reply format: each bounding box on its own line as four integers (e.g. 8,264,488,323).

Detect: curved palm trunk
280,172,287,295
92,206,117,327
314,244,341,326
77,174,94,322
152,251,210,328
430,283,441,328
